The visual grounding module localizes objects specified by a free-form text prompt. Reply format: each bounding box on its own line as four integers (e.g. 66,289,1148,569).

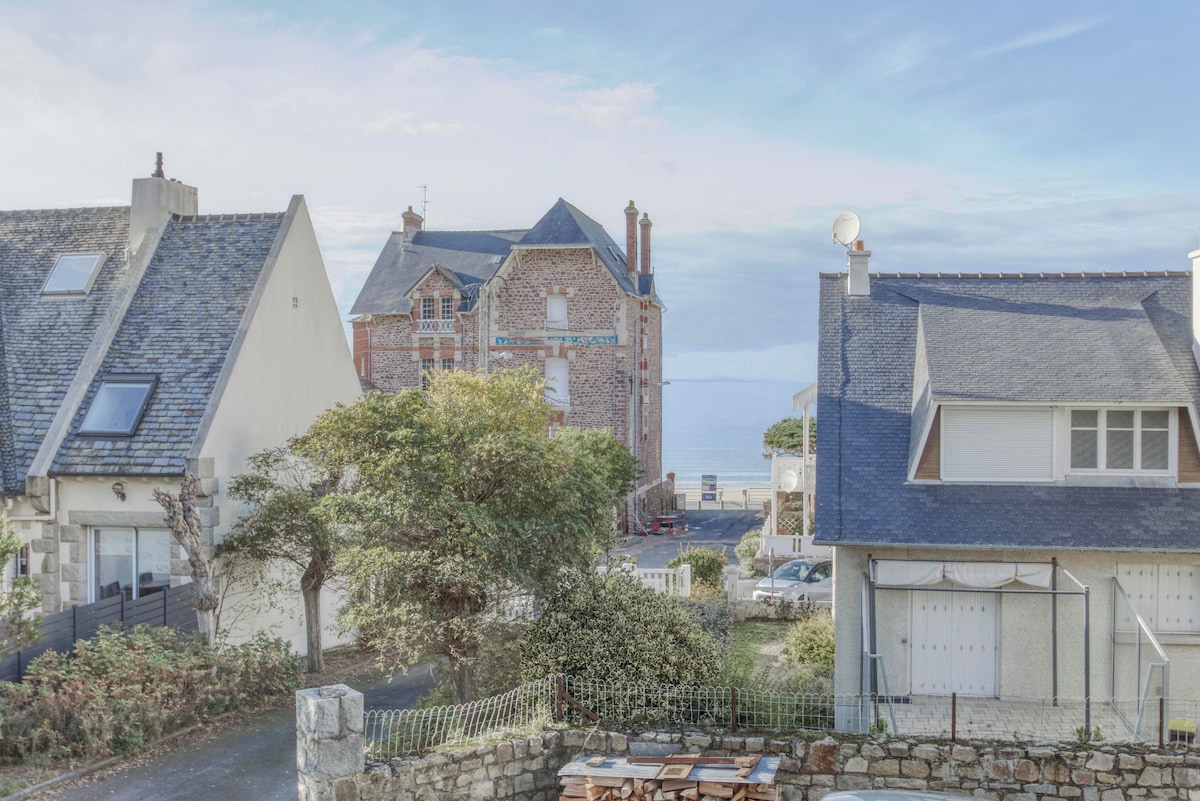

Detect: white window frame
1068,407,1175,476
546,295,568,330
88,527,172,602
42,253,105,296
440,296,455,319
544,357,570,406
420,357,435,390
440,357,454,371
420,297,435,319
1117,563,1200,634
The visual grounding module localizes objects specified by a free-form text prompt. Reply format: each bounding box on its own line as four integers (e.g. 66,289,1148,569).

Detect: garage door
910,590,998,696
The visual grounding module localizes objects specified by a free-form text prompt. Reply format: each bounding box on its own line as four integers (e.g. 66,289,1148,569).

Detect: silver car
752,559,832,604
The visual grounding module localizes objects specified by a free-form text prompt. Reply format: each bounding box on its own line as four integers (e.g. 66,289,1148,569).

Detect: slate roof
0,206,284,491
814,271,1200,552
51,214,283,476
0,207,132,493
351,198,652,316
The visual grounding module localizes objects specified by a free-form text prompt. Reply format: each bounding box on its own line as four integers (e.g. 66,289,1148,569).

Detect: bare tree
153,474,219,647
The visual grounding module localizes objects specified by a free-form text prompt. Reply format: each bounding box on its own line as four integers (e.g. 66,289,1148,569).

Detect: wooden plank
629,757,741,766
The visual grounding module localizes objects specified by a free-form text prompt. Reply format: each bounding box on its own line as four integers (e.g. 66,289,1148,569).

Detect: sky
5,1,1200,386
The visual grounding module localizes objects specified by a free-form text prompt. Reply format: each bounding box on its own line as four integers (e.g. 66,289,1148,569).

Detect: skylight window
42,253,105,295
79,376,157,437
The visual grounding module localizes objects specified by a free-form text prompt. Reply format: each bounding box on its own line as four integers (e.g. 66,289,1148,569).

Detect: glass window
1070,408,1171,474
544,358,569,405
421,297,435,318
420,357,435,390
79,376,156,436
42,253,105,295
92,528,171,601
440,357,454,371
547,295,568,329
440,297,454,319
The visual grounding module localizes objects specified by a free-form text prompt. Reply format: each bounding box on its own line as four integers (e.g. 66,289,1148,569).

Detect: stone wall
298,689,1200,801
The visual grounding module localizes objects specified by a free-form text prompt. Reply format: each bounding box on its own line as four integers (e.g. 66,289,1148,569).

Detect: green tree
520,569,722,686
762,416,817,458
0,518,39,659
222,446,341,673
298,367,637,703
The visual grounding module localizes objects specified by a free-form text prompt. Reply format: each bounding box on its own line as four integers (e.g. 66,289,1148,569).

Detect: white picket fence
759,533,830,559
633,564,691,597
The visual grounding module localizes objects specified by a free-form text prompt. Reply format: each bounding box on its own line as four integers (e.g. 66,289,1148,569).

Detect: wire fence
365,674,1200,759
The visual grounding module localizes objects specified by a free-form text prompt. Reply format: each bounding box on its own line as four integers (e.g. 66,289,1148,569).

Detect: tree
222,446,341,673
520,569,722,686
0,518,39,659
153,475,219,647
297,367,637,703
762,416,817,458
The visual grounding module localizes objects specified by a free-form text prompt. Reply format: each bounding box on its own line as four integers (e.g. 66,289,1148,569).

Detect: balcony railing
545,393,570,406
417,318,455,333
545,318,568,330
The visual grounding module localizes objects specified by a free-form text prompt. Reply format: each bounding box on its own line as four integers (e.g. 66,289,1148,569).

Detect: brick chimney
639,212,652,275
401,206,424,243
847,240,870,296
625,200,638,279
129,152,198,256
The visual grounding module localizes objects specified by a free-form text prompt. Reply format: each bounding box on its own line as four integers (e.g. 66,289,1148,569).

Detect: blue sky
5,1,1200,385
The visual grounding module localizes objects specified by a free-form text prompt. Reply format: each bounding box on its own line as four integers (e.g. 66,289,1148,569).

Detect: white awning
874,560,1053,589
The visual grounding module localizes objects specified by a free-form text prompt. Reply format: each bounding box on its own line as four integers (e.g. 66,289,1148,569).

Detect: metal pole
1084,585,1092,738
868,557,879,721
951,692,957,742
1052,557,1059,706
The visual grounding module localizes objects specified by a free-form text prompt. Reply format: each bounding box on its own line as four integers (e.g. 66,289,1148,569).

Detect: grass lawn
723,621,790,687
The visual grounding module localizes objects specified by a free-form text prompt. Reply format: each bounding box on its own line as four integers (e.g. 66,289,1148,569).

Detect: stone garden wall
298,686,1200,801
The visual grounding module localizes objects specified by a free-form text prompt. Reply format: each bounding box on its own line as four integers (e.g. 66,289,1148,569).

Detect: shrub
417,622,525,708
520,570,721,687
0,625,301,761
678,599,732,651
666,546,727,592
782,611,835,674
734,529,759,573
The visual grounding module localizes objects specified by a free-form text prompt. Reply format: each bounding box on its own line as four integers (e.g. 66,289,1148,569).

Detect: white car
752,559,833,604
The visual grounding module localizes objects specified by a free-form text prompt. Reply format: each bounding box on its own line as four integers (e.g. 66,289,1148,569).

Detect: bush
782,611,835,674
0,625,301,761
678,599,732,651
666,546,726,593
520,571,721,687
734,530,759,573
417,622,525,708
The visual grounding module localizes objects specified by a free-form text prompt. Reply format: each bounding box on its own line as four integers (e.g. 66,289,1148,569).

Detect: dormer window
43,253,105,295
1070,408,1172,473
79,375,157,437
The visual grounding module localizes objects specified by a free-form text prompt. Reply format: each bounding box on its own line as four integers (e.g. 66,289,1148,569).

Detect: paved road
37,664,438,801
607,508,762,569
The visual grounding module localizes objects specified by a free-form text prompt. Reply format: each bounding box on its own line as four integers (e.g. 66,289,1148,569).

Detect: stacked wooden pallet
558,756,780,801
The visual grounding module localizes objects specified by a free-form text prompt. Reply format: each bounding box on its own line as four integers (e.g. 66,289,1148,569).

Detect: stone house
816,240,1200,736
0,160,361,653
350,199,666,522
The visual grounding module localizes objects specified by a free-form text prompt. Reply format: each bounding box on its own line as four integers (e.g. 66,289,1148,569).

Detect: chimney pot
852,240,864,251
639,212,652,275
401,206,424,243
625,201,639,276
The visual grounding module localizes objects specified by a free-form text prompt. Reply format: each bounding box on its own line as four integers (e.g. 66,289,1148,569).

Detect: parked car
752,559,832,604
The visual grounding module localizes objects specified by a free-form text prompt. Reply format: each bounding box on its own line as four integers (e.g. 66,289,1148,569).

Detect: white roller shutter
941,406,1054,481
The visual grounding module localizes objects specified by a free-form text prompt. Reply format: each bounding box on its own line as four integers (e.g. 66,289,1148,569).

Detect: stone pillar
296,684,364,801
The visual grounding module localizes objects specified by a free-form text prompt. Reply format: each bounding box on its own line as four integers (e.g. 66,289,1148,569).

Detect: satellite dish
832,212,861,247
780,467,800,493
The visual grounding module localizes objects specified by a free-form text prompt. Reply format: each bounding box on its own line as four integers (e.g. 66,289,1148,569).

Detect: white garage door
910,590,998,696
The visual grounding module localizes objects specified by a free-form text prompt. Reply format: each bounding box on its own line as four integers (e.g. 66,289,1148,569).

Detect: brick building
350,198,666,522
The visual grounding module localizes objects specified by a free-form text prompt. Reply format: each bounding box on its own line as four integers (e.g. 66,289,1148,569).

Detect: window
91,528,171,601
1117,564,1200,633
440,297,455,319
1070,408,1172,473
544,358,569,405
940,406,1054,482
420,297,435,318
420,357,435,390
79,375,157,437
547,295,568,330
42,253,105,295
441,357,454,371
3,544,29,593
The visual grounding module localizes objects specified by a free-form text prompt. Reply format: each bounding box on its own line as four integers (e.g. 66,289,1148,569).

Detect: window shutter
941,406,1054,481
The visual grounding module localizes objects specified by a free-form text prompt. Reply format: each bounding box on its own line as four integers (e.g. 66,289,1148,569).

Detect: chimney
639,212,652,275
625,200,638,279
847,240,870,296
401,206,424,243
129,152,198,256
1190,242,1200,365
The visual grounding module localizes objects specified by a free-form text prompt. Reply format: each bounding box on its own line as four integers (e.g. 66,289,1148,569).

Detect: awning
873,559,1053,589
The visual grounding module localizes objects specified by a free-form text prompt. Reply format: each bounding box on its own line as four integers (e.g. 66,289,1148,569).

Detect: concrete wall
832,546,1200,705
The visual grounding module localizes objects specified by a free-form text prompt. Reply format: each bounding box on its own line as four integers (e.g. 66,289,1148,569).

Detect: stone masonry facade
297,689,1200,801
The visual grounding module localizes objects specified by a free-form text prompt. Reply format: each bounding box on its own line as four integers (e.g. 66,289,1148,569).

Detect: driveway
30,664,437,801
607,508,761,569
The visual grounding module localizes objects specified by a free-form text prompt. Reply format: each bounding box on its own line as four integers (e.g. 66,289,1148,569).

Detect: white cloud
976,17,1106,59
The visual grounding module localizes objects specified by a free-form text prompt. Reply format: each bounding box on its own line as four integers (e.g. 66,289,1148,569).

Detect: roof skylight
42,253,105,295
78,376,157,437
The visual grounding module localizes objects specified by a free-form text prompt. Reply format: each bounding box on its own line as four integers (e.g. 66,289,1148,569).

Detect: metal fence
0,584,197,682
674,487,771,511
364,673,1200,759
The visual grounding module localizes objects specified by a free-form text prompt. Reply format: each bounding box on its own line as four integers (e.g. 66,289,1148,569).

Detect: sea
661,378,802,488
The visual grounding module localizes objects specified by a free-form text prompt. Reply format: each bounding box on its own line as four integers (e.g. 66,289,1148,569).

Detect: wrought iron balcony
417,318,455,333
545,319,568,330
